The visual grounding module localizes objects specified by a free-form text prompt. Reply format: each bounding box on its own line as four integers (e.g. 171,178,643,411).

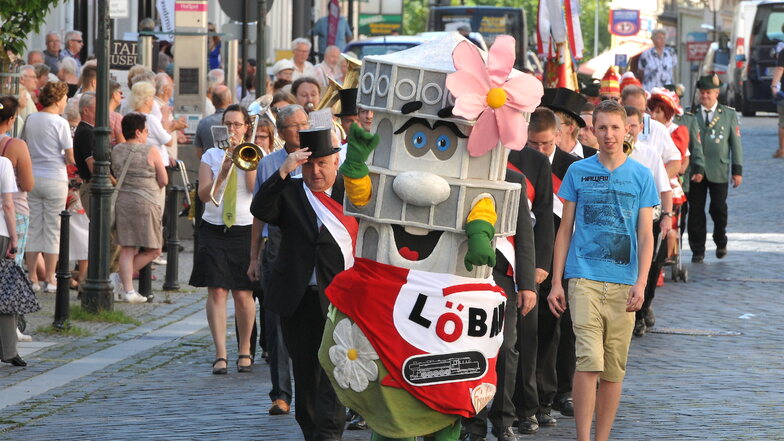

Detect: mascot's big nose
392,171,451,207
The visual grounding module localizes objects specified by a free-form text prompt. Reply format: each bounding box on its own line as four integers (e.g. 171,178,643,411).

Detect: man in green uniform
687,74,743,262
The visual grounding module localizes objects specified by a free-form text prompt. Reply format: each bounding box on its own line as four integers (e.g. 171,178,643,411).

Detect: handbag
110,144,142,231
0,259,41,315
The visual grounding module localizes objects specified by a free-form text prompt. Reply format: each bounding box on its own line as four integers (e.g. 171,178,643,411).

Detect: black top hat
298,128,340,158
540,87,587,128
335,88,359,117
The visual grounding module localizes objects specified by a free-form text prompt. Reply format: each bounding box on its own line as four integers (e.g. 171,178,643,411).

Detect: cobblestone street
1,116,782,441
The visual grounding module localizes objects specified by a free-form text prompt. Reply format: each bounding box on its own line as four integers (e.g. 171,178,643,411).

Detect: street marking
0,306,211,410
738,313,756,320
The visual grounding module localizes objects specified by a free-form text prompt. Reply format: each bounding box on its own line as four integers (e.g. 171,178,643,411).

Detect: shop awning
577,38,653,78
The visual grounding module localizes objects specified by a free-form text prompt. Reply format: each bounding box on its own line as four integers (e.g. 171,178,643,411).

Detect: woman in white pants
21,81,75,292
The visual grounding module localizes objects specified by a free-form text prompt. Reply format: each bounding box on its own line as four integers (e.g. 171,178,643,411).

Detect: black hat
335,88,359,117
298,128,340,158
696,73,721,90
540,87,587,128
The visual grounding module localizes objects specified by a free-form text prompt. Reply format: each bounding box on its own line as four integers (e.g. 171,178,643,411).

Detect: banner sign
358,14,403,35
686,41,712,62
610,9,640,37
110,40,138,69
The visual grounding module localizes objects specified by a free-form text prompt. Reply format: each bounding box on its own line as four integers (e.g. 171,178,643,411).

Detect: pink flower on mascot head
446,35,543,157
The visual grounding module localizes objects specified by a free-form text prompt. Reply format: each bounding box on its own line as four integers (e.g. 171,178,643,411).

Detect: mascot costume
317,34,543,440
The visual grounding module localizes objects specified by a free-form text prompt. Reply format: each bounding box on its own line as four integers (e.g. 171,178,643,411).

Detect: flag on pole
327,0,340,46
538,0,582,90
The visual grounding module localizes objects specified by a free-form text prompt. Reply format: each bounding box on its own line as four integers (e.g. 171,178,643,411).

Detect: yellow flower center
486,87,507,109
347,348,358,361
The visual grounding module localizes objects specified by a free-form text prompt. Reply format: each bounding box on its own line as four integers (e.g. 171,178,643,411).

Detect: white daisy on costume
329,319,379,392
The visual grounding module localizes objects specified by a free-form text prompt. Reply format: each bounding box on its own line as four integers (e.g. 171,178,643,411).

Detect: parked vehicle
427,6,532,72
344,36,426,60
728,0,784,115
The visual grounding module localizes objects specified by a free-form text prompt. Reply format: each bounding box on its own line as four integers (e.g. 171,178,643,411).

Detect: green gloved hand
340,123,380,179
464,219,496,271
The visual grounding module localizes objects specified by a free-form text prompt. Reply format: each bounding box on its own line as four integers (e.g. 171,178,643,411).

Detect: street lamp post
81,0,114,312
706,0,723,42
256,0,267,99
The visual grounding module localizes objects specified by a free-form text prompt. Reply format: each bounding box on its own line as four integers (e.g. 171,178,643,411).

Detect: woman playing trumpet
190,104,258,374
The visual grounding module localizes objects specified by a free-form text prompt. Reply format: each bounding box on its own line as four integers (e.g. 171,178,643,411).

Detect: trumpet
209,135,263,206
623,134,635,156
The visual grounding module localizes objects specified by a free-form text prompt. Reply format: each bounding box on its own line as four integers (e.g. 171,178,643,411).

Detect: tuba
312,53,363,141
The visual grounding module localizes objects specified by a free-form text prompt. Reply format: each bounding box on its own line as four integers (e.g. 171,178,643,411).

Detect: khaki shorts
568,278,635,382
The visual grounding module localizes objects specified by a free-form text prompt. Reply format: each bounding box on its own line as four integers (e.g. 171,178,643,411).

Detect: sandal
212,358,228,375
237,354,253,373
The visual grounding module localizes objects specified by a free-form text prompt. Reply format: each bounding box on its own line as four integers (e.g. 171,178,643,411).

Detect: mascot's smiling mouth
391,225,443,261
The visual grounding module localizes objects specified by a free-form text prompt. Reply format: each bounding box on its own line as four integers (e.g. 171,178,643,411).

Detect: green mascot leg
370,420,461,441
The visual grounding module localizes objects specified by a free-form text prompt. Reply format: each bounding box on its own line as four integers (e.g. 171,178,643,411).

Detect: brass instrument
311,53,363,141
623,134,635,156
248,94,285,153
209,134,263,206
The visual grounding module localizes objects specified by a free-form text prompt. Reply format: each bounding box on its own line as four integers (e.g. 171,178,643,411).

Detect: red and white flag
327,0,340,47
326,258,508,417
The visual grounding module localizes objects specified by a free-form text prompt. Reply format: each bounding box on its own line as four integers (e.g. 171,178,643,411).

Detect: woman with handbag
108,113,168,303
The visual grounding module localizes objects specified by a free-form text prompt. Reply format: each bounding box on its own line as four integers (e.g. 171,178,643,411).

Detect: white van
728,0,784,115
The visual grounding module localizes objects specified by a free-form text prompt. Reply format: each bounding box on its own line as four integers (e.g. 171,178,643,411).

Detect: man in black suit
507,141,554,435
462,169,538,441
525,108,580,427
251,128,347,441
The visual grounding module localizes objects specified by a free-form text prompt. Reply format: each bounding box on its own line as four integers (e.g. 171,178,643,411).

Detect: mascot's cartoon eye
412,131,428,149
435,135,451,152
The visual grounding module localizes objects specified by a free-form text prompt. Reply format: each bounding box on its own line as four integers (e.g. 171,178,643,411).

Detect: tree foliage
0,0,62,56
403,0,610,58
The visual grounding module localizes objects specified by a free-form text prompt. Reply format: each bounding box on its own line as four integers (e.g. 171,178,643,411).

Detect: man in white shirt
289,38,316,81
622,85,681,178
625,106,672,337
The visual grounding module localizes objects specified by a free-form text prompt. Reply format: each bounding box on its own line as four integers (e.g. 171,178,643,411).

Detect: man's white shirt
637,114,681,165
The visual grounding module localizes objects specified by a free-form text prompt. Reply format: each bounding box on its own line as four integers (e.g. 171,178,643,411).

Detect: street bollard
138,262,153,302
163,185,183,291
53,210,71,330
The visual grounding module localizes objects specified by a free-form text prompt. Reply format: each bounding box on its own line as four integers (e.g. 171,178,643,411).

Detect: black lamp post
707,0,723,42
81,0,114,312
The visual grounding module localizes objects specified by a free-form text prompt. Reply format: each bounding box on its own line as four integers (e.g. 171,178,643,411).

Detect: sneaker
124,290,147,304
152,257,167,265
16,328,32,342
517,416,539,434
30,282,41,293
109,273,123,300
536,411,557,426
44,283,57,293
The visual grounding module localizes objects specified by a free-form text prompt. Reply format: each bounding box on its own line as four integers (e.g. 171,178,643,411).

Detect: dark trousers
512,281,539,419
261,230,292,404
536,277,574,408
637,219,668,321
554,306,575,402
687,178,729,255
280,288,345,441
463,270,520,435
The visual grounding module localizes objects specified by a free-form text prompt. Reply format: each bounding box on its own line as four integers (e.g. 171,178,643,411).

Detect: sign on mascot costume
317,34,543,440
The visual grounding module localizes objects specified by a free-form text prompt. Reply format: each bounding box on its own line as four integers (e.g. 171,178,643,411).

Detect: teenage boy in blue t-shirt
547,100,659,441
